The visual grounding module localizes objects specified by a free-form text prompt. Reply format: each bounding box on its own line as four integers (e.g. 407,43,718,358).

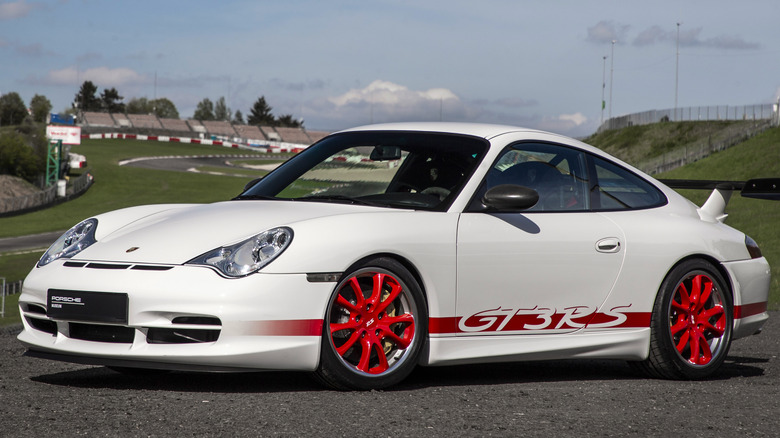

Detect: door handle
596,237,621,253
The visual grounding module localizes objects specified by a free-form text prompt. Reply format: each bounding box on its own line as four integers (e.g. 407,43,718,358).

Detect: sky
1,0,779,137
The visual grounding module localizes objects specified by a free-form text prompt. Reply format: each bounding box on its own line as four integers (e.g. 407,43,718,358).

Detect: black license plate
47,289,128,324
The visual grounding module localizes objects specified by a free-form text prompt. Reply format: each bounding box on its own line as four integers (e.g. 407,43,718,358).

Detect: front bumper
17,260,335,371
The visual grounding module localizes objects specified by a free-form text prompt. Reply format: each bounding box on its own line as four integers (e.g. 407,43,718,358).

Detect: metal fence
637,119,774,175
0,171,93,216
599,103,778,132
1,278,23,318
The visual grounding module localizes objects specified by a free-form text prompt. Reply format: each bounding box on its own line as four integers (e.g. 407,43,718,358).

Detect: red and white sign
46,125,82,145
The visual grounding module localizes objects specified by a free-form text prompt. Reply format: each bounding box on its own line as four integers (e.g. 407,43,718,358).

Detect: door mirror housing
482,184,539,211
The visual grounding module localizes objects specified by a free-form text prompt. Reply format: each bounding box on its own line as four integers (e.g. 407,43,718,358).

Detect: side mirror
483,184,539,211
369,145,402,161
244,176,264,191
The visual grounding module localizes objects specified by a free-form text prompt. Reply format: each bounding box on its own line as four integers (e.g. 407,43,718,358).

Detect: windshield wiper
232,194,280,201
297,195,383,207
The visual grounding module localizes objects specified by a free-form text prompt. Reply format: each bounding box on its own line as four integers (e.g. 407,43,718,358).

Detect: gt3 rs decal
430,305,649,334
429,301,768,335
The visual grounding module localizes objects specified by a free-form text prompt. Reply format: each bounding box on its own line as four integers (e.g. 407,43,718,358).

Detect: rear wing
659,178,780,222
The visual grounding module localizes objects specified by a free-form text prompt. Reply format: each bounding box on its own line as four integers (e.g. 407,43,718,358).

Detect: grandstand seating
112,113,132,127
234,124,266,141
127,114,163,129
82,112,116,127
201,120,237,137
275,127,311,144
259,126,281,141
186,119,207,133
79,111,330,146
306,131,329,143
159,118,191,132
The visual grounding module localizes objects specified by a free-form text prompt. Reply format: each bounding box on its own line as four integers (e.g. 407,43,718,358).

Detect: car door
455,142,626,335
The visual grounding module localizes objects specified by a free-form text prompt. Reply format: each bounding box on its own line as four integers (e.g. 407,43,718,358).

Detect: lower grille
68,322,135,343
27,317,57,335
147,328,220,344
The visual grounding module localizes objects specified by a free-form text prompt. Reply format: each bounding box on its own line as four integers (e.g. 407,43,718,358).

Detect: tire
634,259,733,379
314,257,427,390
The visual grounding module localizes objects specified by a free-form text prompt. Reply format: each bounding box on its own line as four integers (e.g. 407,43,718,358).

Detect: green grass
0,139,269,238
0,251,42,326
584,120,764,167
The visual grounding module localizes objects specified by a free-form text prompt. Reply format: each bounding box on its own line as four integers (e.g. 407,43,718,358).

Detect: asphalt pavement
1,313,778,437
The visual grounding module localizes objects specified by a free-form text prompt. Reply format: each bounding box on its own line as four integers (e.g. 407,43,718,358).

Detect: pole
675,22,680,121
601,55,607,126
609,40,615,121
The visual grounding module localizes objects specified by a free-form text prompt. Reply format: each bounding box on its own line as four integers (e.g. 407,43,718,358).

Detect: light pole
675,22,680,121
609,40,616,121
601,55,607,126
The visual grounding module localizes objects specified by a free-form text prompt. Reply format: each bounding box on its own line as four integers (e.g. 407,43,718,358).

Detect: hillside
584,120,772,174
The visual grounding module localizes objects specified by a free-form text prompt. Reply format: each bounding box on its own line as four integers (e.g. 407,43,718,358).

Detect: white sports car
17,123,777,390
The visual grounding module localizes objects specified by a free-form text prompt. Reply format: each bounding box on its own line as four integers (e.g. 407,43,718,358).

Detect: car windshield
238,131,489,211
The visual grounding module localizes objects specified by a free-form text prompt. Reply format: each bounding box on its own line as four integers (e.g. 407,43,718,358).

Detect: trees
214,96,231,121
100,87,125,113
193,98,215,121
0,92,28,126
127,97,180,119
73,81,101,112
0,131,44,183
29,94,52,123
233,110,244,125
276,114,302,128
247,96,275,126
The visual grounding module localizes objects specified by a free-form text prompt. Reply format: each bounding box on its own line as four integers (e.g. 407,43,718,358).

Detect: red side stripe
250,319,323,336
734,302,768,319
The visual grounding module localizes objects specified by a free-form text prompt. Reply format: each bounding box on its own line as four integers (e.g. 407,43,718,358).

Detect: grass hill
584,120,772,174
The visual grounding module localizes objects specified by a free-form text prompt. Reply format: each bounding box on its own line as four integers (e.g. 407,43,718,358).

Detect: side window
591,156,666,210
486,143,589,211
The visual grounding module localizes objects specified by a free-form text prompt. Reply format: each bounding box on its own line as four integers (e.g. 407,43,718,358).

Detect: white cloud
537,113,589,134
30,66,148,87
632,25,759,50
586,20,630,44
330,80,458,107
0,1,39,20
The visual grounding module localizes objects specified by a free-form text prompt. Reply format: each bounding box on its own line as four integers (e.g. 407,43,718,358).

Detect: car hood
77,200,382,264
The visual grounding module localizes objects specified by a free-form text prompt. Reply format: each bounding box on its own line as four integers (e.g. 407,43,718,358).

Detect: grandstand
234,124,265,142
112,113,132,128
201,120,238,137
159,117,190,132
82,112,116,127
127,114,163,129
77,111,328,148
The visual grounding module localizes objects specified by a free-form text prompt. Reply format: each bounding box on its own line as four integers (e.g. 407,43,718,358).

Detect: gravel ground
1,315,778,437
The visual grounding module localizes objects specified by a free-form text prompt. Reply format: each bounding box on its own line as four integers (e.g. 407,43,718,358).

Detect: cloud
0,1,40,20
330,80,459,107
586,20,630,44
537,113,588,133
26,66,148,87
633,25,759,50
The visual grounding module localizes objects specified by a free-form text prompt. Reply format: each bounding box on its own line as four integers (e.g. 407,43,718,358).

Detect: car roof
338,122,545,141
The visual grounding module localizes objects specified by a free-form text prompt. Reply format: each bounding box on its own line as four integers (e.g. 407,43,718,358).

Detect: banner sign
46,125,81,145
50,113,75,125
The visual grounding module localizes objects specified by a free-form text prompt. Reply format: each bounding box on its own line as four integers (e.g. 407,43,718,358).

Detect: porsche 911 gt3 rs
17,123,777,390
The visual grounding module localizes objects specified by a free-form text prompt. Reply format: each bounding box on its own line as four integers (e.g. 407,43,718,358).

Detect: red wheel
634,259,733,379
315,257,426,390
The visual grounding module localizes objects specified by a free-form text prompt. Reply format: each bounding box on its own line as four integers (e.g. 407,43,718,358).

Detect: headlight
187,227,293,277
38,218,98,267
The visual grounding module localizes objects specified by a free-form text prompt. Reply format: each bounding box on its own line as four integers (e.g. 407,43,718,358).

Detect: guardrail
599,103,778,132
